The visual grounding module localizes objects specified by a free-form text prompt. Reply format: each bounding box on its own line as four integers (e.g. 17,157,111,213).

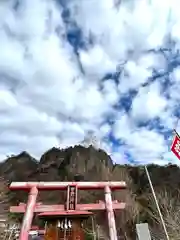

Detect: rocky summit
0,145,179,239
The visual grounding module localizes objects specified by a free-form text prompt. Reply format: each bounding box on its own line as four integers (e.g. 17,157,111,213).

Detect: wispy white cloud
131,82,167,121
0,0,180,165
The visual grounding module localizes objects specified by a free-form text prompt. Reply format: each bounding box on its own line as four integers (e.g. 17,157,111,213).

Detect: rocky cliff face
0,145,180,239
0,145,115,206
0,145,179,204
0,151,38,182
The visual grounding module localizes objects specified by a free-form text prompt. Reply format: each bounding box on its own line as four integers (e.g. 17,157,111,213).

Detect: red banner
171,132,180,160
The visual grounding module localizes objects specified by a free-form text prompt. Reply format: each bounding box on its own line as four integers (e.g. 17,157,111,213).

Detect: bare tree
111,167,140,239
0,177,9,205
146,188,180,240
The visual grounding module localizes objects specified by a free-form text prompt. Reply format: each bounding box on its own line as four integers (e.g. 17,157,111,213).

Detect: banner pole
145,166,170,240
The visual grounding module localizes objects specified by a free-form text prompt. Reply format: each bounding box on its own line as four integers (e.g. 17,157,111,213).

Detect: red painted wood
9,181,126,240
9,181,126,190
10,202,126,213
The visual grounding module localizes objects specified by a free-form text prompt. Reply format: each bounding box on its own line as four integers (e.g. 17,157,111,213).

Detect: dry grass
110,169,180,240
147,188,180,240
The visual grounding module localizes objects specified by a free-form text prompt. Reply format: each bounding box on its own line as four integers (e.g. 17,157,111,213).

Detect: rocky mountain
0,145,180,239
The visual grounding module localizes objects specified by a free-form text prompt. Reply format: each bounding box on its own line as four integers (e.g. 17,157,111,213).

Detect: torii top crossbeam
9,181,126,190
9,181,127,240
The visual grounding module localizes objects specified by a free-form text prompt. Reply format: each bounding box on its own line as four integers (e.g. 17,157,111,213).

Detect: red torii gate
9,181,126,240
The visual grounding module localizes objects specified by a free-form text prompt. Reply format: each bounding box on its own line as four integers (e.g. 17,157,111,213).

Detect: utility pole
145,166,170,240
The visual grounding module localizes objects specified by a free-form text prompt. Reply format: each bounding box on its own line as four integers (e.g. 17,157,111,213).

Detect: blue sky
0,0,180,165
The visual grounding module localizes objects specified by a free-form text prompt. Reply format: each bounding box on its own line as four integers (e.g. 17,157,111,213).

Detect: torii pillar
9,181,126,240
